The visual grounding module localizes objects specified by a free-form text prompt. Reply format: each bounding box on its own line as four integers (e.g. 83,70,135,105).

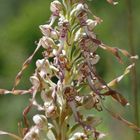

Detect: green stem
126,0,139,139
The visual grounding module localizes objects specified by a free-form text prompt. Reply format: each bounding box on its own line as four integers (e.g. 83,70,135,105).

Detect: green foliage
0,0,139,140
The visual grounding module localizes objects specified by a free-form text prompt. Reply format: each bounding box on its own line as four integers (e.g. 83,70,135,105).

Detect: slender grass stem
126,0,139,139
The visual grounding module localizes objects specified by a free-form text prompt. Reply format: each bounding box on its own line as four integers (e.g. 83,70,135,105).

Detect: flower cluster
0,0,139,140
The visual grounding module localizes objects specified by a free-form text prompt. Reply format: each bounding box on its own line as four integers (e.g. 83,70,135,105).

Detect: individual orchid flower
49,0,63,26
39,24,59,39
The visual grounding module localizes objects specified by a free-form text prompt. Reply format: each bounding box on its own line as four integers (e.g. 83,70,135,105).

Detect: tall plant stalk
0,0,140,140
126,0,139,139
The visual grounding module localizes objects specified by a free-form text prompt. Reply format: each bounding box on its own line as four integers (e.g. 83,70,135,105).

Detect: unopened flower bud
50,0,62,16
33,114,48,130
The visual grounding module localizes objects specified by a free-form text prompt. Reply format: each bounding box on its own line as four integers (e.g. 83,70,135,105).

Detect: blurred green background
0,0,139,140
